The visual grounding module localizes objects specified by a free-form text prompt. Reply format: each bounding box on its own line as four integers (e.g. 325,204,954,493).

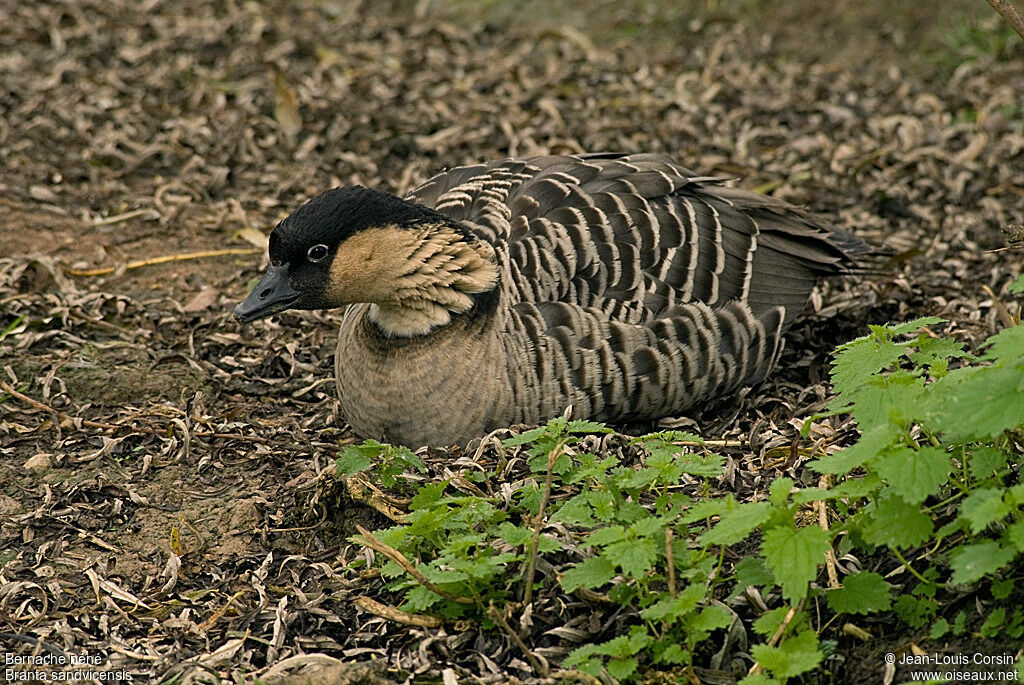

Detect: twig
91,208,161,226
747,598,807,677
487,604,549,677
523,440,563,606
0,381,272,443
985,0,1024,41
198,591,246,632
665,527,678,598
982,284,1017,329
353,596,443,628
817,475,841,589
354,525,475,604
67,248,261,277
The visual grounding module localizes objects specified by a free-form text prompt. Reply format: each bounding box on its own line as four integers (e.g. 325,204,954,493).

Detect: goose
234,153,867,448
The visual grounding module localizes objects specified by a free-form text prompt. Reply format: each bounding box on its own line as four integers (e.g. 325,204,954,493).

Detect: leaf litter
1,0,1023,683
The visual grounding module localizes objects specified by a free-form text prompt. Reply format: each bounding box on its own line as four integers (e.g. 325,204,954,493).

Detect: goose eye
307,244,329,262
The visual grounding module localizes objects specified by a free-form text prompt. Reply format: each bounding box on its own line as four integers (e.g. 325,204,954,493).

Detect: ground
1,0,1022,683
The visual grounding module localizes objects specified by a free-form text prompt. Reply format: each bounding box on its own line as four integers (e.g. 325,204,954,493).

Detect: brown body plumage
235,153,867,448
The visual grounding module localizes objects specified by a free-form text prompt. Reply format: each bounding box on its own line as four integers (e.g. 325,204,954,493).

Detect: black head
233,186,457,323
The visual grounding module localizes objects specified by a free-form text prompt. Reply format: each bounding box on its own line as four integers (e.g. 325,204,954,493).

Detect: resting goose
234,153,866,448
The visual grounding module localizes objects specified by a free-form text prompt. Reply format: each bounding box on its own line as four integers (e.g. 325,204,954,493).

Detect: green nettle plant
338,277,1024,683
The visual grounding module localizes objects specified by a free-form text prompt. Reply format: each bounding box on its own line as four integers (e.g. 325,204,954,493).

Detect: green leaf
908,335,971,370
762,526,829,602
561,556,616,592
733,557,775,590
826,572,892,615
969,446,1010,480
738,675,779,685
681,497,732,524
948,541,1016,584
894,595,936,629
751,630,824,679
959,488,1012,533
606,657,638,681
335,449,372,476
752,607,792,637
883,317,947,336
606,538,659,579
981,324,1024,362
930,618,950,639
1007,521,1024,551
640,584,703,622
582,525,626,548
923,361,1024,440
810,422,899,475
685,604,733,637
862,491,934,549
873,446,951,504
700,501,772,546
830,335,905,397
769,478,794,506
1009,274,1024,294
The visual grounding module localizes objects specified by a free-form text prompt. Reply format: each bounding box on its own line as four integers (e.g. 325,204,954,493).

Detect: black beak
233,265,302,323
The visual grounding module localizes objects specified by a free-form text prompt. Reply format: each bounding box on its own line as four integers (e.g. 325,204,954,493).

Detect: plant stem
355,525,475,604
665,527,677,598
523,440,564,605
892,547,933,585
985,0,1024,42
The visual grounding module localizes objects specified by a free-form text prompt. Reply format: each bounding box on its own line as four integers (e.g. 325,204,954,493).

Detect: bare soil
1,0,1022,683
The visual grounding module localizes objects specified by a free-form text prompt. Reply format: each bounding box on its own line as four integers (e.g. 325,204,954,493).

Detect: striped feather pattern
337,153,864,446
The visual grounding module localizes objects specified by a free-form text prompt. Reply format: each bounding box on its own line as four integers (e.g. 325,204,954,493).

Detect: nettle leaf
606,538,660,579
552,493,595,526
969,446,1010,480
830,334,905,396
700,501,772,547
981,324,1024,363
894,595,936,629
733,557,775,591
949,541,1016,585
791,474,881,503
737,674,778,685
930,618,950,639
1007,521,1024,551
810,422,899,475
582,525,626,548
335,448,372,476
923,361,1024,440
682,497,733,524
960,488,1012,533
1008,274,1024,294
826,571,892,614
685,604,733,637
587,488,617,521
862,491,934,549
873,445,951,504
561,556,616,592
566,419,614,434
566,453,619,484
909,335,971,370
769,478,795,506
762,526,829,602
496,522,531,547
847,372,926,428
640,584,703,622
752,606,793,637
751,629,824,680
883,317,947,336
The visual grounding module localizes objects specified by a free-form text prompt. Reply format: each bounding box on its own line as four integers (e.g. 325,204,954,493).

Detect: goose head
233,186,498,336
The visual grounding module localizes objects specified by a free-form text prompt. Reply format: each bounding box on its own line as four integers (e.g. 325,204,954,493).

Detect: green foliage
336,439,425,489
343,315,1024,681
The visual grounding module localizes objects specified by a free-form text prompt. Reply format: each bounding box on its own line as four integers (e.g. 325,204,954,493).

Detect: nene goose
234,153,866,448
